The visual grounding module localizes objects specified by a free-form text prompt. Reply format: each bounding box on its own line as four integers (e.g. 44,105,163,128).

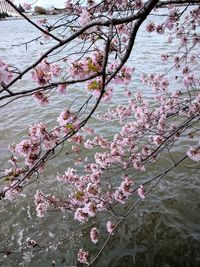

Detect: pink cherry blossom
146,21,155,32
106,221,115,234
114,176,134,204
84,139,94,149
90,227,99,244
79,9,91,27
137,185,145,199
77,248,89,264
74,208,88,223
57,110,78,130
33,92,49,105
187,147,200,162
34,190,49,217
57,84,67,94
3,182,21,200
83,202,96,217
57,167,79,184
32,59,61,86
156,24,164,34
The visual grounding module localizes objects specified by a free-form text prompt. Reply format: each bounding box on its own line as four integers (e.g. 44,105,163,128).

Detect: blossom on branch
137,185,145,199
90,227,99,244
187,147,200,162
77,248,89,264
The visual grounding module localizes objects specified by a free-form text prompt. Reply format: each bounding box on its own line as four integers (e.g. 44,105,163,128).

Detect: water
0,14,200,267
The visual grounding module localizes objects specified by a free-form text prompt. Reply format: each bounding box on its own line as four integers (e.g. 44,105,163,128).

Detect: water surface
0,15,200,267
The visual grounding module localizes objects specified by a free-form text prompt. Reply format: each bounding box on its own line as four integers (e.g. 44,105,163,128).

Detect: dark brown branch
0,73,102,103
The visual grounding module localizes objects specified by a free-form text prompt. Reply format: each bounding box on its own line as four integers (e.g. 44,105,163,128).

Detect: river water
0,14,200,267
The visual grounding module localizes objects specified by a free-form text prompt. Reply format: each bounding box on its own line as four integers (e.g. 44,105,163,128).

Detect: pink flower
69,61,85,78
57,110,78,129
34,190,49,217
156,24,164,34
85,163,100,173
183,74,197,87
72,145,81,153
50,64,61,77
95,152,111,169
187,147,200,162
3,182,21,200
137,185,145,199
79,9,91,27
74,208,88,223
102,87,113,102
70,134,84,144
57,167,79,184
114,176,133,204
33,92,49,105
64,0,74,12
146,21,155,33
106,221,115,234
86,183,98,197
15,139,33,156
84,139,94,149
57,84,67,94
4,167,23,177
149,135,164,146
132,159,146,172
82,127,95,135
90,227,99,244
77,248,89,264
114,66,133,85
161,54,169,62
83,202,96,217
32,59,61,85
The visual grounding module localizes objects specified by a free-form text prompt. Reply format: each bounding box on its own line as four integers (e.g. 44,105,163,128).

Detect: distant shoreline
0,3,198,22
0,14,61,21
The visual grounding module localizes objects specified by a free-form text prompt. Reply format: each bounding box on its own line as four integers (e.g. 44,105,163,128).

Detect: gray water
0,15,200,267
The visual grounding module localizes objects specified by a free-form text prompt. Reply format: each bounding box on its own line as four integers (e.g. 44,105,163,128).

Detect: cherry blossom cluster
147,5,200,50
31,72,199,257
34,189,70,217
2,108,83,200
51,85,199,263
69,51,103,79
187,144,200,162
72,90,199,263
32,59,61,86
8,123,59,170
32,59,62,104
